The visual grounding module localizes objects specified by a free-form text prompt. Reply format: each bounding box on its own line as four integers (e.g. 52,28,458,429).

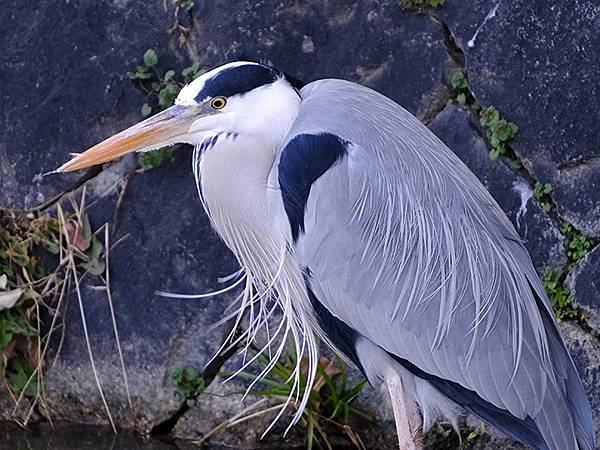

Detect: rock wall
1,1,599,449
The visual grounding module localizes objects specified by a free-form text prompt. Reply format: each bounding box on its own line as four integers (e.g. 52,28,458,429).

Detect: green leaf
164,70,176,82
451,69,468,90
489,148,500,160
171,368,182,384
183,367,198,381
511,159,522,170
457,93,466,104
138,147,173,169
141,103,152,118
507,122,519,137
7,355,38,397
86,235,103,260
82,258,105,276
0,319,12,349
182,63,204,82
143,49,158,67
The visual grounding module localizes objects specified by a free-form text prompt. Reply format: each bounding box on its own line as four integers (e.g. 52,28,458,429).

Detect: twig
58,203,117,433
104,224,133,411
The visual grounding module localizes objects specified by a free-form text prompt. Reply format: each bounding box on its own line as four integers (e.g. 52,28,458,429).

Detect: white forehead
176,61,262,106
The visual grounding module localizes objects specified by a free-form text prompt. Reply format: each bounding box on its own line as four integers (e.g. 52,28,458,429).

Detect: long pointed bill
57,105,198,172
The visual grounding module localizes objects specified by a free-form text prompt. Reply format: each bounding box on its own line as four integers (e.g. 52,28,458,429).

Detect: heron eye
210,96,227,109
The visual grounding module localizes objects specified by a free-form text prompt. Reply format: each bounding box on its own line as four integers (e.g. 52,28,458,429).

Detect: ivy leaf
183,367,198,381
7,356,39,397
82,258,105,276
141,103,152,118
164,70,176,82
0,320,13,349
143,49,158,68
82,236,105,276
158,84,180,108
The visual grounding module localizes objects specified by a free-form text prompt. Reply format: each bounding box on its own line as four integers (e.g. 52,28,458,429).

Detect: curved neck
196,134,286,256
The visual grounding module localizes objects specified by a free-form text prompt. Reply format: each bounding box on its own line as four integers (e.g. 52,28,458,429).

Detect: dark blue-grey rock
44,149,239,431
0,1,186,210
560,321,600,444
186,0,450,117
1,0,455,435
439,1,600,238
429,104,566,273
567,245,600,331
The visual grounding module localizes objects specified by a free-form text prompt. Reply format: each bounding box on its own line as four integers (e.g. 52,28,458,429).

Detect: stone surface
429,104,566,273
186,0,450,117
0,0,454,440
1,0,600,448
174,374,400,449
0,1,186,210
560,321,600,444
568,245,600,331
43,149,239,432
440,0,600,238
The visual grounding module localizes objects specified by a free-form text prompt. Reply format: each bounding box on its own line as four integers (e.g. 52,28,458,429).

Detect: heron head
57,61,301,172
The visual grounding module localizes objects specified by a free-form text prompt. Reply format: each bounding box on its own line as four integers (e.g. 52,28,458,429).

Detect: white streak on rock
513,179,533,234
467,3,500,49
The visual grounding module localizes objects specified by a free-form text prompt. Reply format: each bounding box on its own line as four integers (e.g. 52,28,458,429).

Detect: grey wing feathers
289,79,595,449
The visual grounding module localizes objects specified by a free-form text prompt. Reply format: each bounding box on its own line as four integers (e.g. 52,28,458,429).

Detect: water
0,424,189,450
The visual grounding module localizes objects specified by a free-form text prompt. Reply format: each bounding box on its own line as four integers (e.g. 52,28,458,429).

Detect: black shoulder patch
282,72,306,90
195,64,279,102
278,133,349,241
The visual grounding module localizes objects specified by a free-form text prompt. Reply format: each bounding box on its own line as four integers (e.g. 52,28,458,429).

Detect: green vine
125,49,204,168
449,68,521,169
399,0,445,13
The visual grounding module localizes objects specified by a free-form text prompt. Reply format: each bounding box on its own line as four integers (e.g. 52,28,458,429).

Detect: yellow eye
210,96,227,109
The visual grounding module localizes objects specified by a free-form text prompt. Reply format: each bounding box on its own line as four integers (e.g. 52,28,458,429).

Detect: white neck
195,78,301,260
199,134,276,227
191,79,320,428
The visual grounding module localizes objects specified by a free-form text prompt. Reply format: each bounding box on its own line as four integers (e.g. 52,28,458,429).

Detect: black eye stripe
194,64,280,103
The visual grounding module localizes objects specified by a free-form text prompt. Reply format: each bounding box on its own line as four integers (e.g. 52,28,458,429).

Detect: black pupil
213,98,224,108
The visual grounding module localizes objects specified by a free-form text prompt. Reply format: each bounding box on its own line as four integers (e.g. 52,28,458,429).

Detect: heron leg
387,376,423,450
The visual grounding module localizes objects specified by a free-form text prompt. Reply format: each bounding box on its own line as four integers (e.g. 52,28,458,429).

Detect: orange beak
57,105,196,172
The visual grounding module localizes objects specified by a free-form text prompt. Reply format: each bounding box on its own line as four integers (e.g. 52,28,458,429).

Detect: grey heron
57,61,595,450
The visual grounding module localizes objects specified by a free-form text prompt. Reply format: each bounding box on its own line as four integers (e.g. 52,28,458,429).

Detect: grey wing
283,80,594,449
